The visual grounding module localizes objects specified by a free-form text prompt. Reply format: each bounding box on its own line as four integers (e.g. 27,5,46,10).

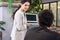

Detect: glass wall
58,2,60,26
43,4,49,9
50,3,57,27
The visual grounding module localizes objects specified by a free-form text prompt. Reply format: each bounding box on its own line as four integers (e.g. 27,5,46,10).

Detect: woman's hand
26,23,31,27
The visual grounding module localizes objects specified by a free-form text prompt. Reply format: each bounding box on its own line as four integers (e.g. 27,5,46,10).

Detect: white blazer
11,8,27,40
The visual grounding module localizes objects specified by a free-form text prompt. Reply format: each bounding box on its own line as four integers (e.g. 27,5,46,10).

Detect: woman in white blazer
11,0,30,40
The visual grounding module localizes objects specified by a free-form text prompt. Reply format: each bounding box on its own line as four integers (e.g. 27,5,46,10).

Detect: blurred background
0,0,60,40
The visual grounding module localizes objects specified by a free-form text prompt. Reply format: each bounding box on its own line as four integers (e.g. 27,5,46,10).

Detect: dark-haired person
24,9,60,40
11,0,31,40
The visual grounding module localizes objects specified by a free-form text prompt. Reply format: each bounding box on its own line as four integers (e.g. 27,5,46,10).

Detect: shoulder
15,9,22,15
53,32,60,40
15,8,24,15
14,9,23,18
26,27,39,36
46,29,60,40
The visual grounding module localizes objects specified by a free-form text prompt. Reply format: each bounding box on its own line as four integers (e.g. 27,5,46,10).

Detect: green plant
26,0,42,14
0,21,5,31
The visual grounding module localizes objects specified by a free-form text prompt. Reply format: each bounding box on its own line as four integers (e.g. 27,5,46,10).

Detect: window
58,2,60,26
43,4,49,9
50,2,57,27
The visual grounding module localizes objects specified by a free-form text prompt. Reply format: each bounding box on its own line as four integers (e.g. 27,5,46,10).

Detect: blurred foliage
0,21,5,31
0,0,7,2
26,0,42,14
0,21,5,25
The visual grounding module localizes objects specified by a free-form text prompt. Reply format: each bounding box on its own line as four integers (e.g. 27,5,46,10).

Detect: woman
11,0,31,40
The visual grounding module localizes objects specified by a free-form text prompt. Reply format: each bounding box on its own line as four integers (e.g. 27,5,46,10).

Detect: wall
0,2,18,40
0,7,3,21
2,7,13,40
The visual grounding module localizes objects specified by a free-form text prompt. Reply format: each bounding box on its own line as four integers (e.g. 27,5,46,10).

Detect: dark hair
38,9,54,27
12,0,31,19
12,5,21,19
21,0,31,4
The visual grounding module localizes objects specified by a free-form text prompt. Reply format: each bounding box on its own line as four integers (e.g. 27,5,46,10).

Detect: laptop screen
26,13,38,22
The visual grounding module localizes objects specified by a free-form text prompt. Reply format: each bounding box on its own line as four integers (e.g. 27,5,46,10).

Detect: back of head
38,9,54,27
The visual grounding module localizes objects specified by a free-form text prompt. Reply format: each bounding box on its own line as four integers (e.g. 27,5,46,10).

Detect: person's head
20,0,31,12
38,9,54,27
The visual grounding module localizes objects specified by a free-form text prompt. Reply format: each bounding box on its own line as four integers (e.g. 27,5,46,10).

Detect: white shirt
11,8,27,40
